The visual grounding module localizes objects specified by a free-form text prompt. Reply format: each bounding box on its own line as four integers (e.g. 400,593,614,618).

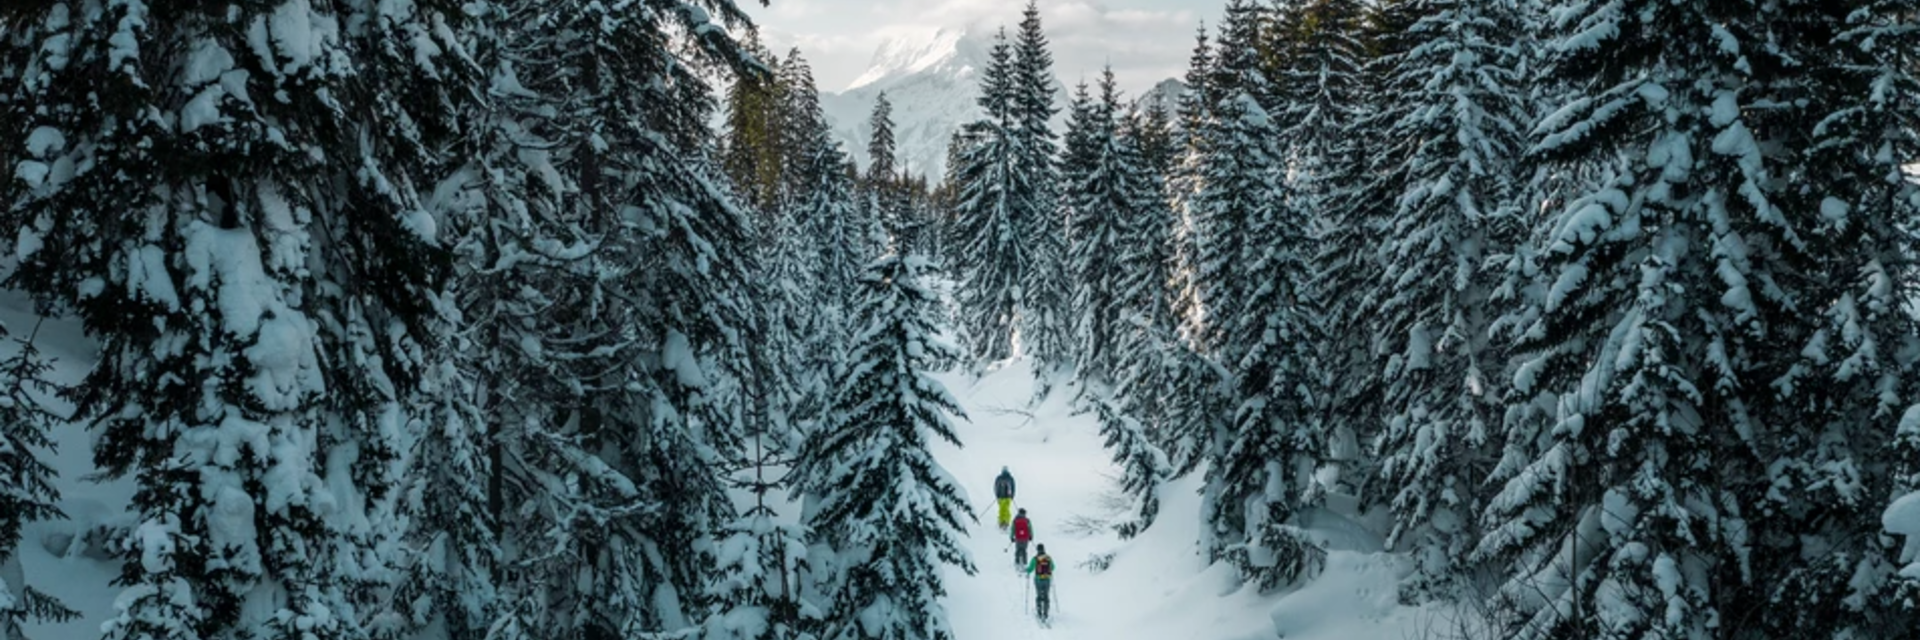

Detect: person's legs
1015,541,1028,567
997,498,1011,528
1036,578,1051,619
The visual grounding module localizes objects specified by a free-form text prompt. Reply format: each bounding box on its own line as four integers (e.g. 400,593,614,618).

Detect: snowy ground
931,360,1452,640
12,284,1455,639
4,290,130,640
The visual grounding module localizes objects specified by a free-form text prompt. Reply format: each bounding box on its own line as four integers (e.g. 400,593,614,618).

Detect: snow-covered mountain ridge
820,28,1069,180
845,28,988,92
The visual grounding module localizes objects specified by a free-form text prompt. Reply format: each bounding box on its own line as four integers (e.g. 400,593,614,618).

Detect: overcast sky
745,0,1205,96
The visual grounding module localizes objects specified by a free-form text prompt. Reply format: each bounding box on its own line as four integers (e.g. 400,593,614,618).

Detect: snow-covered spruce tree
951,30,1031,366
721,29,784,218
1191,0,1273,368
1009,0,1071,377
695,250,815,640
1100,107,1187,472
449,0,761,636
891,178,935,265
338,1,503,637
1151,23,1226,475
0,327,76,636
1119,107,1179,337
1474,0,1920,637
1090,390,1172,541
795,254,976,640
804,140,873,360
1059,82,1101,364
864,92,909,253
865,92,897,185
1130,95,1179,193
775,49,833,204
1060,82,1098,249
1274,0,1379,500
745,49,836,446
3,2,474,639
1759,2,1920,636
1068,69,1164,388
699,495,812,640
1361,0,1528,604
1191,0,1327,592
1070,70,1180,539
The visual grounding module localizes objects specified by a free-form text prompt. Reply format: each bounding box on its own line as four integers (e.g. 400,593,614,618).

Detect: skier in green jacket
1024,543,1054,622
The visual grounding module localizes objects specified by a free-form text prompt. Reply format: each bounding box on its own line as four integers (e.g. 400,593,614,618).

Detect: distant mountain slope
1136,78,1187,115
821,28,1068,181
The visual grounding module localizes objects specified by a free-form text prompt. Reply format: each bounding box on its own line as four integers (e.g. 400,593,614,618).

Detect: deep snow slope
931,360,1459,640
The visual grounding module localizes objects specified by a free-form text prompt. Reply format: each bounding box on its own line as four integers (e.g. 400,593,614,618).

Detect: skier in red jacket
1010,508,1034,567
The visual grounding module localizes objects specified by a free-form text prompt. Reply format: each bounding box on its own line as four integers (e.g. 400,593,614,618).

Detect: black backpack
1034,554,1052,579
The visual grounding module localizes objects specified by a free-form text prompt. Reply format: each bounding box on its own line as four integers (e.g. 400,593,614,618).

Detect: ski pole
1023,579,1030,615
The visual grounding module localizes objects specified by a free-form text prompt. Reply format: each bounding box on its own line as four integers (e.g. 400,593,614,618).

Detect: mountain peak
844,27,989,92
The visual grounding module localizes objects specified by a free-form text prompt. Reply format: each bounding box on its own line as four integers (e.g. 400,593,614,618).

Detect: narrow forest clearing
931,361,1447,640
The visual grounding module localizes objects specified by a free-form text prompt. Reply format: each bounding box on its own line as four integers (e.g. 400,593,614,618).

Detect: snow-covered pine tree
1362,0,1528,604
1008,0,1071,377
3,2,471,639
798,140,871,395
1068,69,1164,388
448,0,761,636
1090,389,1172,541
1472,0,1920,636
0,326,76,636
951,30,1031,366
1191,0,1273,370
1100,103,1186,450
722,29,784,217
1174,24,1217,162
700,498,812,640
744,48,836,448
890,177,935,264
1275,0,1379,501
1149,23,1226,476
1147,320,1230,479
1060,81,1098,252
1084,73,1185,539
796,254,975,640
1130,95,1179,191
1059,80,1101,365
338,1,503,637
1191,0,1327,592
776,49,833,204
864,92,909,253
1754,1,1920,636
866,92,897,185
696,251,815,640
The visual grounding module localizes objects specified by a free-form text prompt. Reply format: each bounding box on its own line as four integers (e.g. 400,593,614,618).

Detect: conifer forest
2,0,1920,639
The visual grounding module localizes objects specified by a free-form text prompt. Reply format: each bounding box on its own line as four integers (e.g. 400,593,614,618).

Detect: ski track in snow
933,361,1263,640
932,360,1449,640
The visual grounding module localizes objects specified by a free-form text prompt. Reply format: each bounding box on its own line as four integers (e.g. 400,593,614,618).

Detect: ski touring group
995,467,1056,626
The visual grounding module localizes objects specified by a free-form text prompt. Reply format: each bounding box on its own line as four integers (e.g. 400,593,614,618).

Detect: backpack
1012,517,1031,540
1034,554,1052,579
